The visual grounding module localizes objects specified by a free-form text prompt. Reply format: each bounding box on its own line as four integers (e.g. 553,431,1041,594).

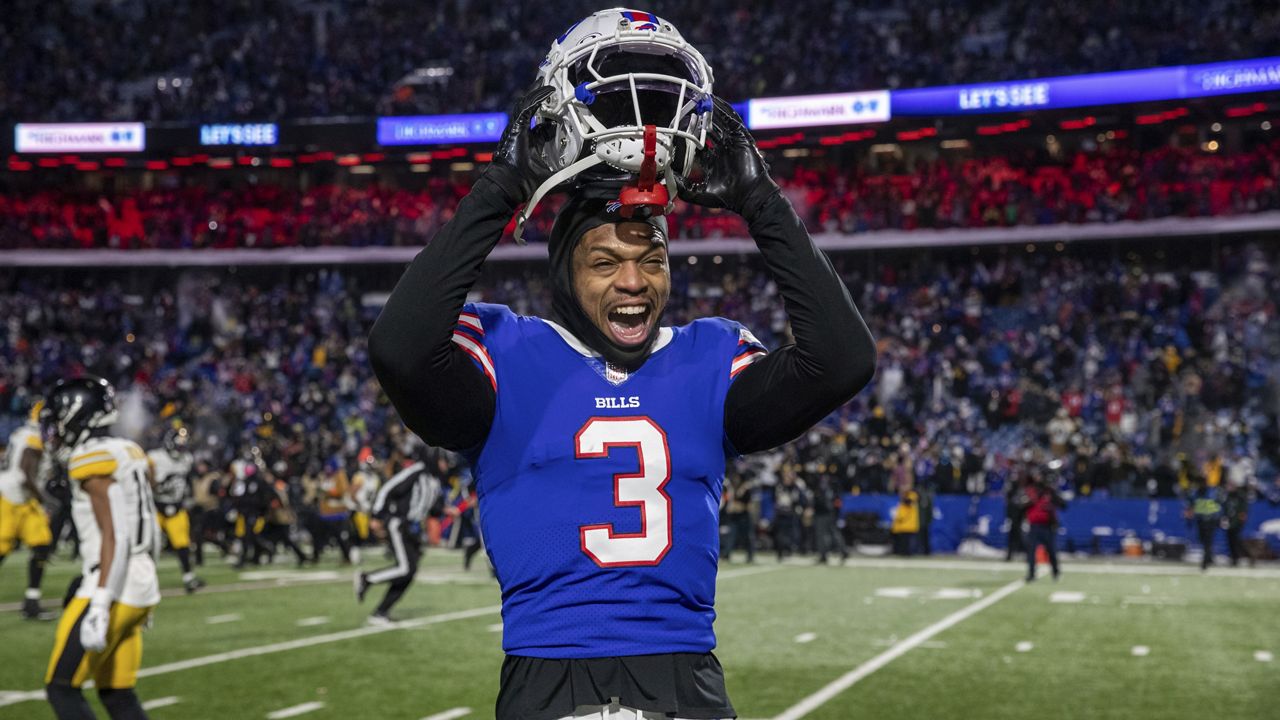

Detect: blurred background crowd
5,0,1279,121
4,235,1278,556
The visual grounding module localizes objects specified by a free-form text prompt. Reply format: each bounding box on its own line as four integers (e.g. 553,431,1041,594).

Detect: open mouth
606,303,653,346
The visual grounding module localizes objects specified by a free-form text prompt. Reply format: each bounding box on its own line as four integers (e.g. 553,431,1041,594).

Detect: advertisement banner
199,123,279,146
891,56,1280,116
15,123,146,153
1185,56,1280,98
747,90,890,130
377,113,506,146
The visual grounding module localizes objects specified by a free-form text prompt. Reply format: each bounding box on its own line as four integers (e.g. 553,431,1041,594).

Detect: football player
229,454,272,568
0,399,55,619
148,426,204,593
369,13,876,718
349,448,381,546
354,454,441,624
41,377,161,720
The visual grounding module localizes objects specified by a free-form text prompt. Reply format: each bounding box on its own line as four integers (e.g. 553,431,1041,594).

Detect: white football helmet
515,8,714,240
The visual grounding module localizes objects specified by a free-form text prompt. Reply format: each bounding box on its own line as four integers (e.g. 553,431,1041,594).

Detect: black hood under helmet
547,189,669,371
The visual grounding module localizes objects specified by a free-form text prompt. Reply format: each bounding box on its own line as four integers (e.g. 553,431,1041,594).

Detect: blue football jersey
454,303,767,659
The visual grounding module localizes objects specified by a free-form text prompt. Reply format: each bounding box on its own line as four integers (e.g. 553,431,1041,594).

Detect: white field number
576,417,673,567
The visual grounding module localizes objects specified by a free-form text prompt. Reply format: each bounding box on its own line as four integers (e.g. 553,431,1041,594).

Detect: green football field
1,548,1277,719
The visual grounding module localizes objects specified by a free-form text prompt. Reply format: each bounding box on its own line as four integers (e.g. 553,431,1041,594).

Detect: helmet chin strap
515,155,604,244
514,125,678,243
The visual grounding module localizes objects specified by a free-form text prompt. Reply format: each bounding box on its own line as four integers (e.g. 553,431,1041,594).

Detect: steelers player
349,448,381,546
0,398,55,620
147,426,204,593
41,377,161,720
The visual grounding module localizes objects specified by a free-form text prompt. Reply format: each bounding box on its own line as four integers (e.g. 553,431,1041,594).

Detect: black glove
678,95,781,220
484,85,558,204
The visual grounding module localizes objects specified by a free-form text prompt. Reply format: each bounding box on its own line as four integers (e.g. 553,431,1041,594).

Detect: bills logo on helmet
621,10,661,31
556,19,583,44
606,200,623,213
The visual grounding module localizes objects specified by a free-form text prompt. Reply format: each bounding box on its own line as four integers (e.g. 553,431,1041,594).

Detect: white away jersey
147,449,193,509
0,424,44,503
67,436,161,607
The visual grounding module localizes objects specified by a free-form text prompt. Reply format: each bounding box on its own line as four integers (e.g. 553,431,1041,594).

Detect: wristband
89,586,113,610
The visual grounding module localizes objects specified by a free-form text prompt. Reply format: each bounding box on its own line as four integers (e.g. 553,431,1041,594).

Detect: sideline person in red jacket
1024,464,1067,582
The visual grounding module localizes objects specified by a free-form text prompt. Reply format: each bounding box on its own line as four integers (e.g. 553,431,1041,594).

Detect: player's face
572,222,670,348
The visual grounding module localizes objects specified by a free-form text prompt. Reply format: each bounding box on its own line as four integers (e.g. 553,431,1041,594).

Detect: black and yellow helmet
40,376,118,456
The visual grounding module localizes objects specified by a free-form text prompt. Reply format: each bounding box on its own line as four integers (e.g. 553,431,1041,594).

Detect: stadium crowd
4,138,1280,250
4,238,1278,510
3,0,1277,122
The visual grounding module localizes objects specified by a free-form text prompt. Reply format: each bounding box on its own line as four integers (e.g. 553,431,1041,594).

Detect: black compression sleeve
369,170,521,451
724,192,877,455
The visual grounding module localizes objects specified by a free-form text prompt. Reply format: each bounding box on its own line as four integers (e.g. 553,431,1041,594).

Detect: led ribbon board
376,113,507,145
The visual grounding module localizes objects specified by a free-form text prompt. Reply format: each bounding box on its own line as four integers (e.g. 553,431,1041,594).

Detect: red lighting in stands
1059,116,1097,130
8,160,32,171
75,162,100,171
361,153,385,163
297,154,317,164
61,155,79,163
1136,107,1190,125
192,154,210,163
473,152,493,162
816,130,875,146
336,154,361,166
145,160,169,171
37,158,60,168
313,151,336,161
171,157,194,167
1225,102,1267,118
104,158,127,168
269,158,295,168
1112,129,1129,139
976,119,1031,136
209,158,233,169
896,127,938,142
237,156,258,166
407,152,432,163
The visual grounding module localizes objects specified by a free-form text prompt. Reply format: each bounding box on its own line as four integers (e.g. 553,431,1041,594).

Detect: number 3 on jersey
576,416,673,567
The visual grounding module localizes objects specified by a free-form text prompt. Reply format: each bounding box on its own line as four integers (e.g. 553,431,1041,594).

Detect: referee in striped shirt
353,456,442,624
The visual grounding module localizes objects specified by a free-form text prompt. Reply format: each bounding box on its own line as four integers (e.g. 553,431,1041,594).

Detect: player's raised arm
369,86,557,452
681,97,877,454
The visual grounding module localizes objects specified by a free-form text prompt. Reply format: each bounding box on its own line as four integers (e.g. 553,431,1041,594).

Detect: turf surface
1,548,1276,719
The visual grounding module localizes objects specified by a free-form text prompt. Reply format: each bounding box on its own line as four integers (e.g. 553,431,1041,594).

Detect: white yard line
205,613,243,624
0,691,46,705
794,632,817,644
137,605,502,678
772,580,1023,720
141,696,181,710
295,616,331,627
717,565,784,581
421,708,472,720
0,575,353,613
266,701,326,718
